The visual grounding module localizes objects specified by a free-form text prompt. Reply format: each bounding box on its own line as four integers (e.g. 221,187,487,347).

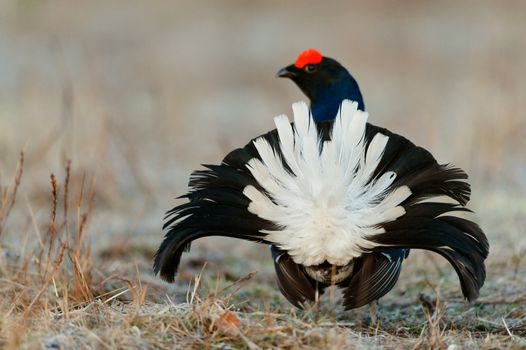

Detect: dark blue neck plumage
310,74,364,122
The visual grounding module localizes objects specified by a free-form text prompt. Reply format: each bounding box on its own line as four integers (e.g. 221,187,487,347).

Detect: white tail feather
274,114,302,176
245,100,410,266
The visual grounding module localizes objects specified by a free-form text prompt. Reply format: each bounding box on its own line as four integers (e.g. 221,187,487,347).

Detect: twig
502,317,514,337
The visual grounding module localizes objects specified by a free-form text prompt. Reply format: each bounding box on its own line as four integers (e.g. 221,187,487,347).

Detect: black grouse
154,49,489,310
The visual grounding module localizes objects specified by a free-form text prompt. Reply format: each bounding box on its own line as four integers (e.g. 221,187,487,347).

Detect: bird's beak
276,65,297,78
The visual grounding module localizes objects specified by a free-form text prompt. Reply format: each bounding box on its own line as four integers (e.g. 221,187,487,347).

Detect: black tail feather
154,161,275,282
398,165,471,206
373,216,488,301
154,202,273,282
360,123,488,301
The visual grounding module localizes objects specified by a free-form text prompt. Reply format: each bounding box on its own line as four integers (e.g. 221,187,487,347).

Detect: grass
0,152,525,349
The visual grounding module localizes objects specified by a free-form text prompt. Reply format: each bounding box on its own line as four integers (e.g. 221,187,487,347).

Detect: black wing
270,245,326,308
342,249,407,309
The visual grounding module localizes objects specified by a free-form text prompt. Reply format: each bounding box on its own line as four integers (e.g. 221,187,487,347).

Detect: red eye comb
294,49,323,69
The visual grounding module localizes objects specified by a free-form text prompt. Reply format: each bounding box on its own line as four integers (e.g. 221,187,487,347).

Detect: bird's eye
304,64,317,73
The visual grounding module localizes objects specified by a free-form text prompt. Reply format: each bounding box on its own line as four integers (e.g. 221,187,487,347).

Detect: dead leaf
214,310,241,336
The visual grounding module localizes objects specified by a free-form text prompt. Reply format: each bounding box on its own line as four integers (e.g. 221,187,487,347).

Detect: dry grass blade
0,152,24,237
413,289,446,350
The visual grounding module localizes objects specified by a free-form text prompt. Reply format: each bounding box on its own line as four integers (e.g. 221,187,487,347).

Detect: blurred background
0,1,525,271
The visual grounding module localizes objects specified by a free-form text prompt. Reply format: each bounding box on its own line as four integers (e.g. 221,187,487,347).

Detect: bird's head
277,49,365,121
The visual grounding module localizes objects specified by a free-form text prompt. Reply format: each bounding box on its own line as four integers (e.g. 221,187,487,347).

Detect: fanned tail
154,100,489,307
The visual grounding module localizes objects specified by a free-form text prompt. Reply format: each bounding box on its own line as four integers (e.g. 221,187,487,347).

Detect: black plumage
154,49,489,309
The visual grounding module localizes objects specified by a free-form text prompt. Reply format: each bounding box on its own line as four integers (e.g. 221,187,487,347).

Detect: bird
153,49,489,310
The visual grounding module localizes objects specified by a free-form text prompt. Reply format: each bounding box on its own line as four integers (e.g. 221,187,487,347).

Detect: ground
1,1,525,349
